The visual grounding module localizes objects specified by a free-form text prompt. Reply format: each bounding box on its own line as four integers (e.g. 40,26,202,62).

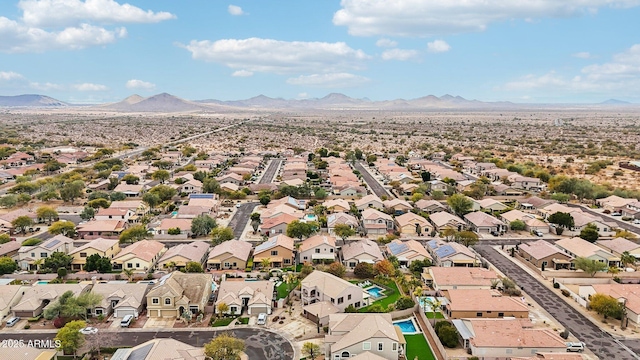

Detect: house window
224,262,230,268
476,312,483,317
304,256,308,260
378,343,383,351
348,294,352,300
498,312,504,317
109,215,112,219
152,298,159,304
338,297,344,304
232,262,237,267
315,249,320,253
284,259,291,264
349,262,356,267
95,309,103,315
31,252,35,257
165,298,171,305
330,248,334,253
40,253,48,258
136,263,140,268
355,302,360,308
340,351,350,358
80,253,87,258
127,263,133,268
363,342,371,350
271,250,278,256
392,343,397,351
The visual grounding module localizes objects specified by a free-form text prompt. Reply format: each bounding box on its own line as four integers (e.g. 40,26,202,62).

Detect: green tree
447,194,473,216
152,160,172,169
574,256,608,277
0,194,18,208
435,321,460,348
334,224,356,242
0,256,17,275
259,193,271,206
79,206,95,221
149,184,177,201
122,174,140,185
87,198,110,209
509,220,526,231
84,254,112,273
55,320,86,358
22,238,42,246
109,192,127,201
204,333,246,360
314,188,328,199
48,220,76,237
43,252,73,273
152,169,171,184
548,212,575,228
589,293,624,319
286,220,316,241
456,230,479,247
191,214,217,237
325,262,346,278
551,193,570,203
621,251,637,269
250,212,261,233
580,223,599,243
36,206,58,223
185,261,204,273
11,215,34,233
119,225,150,244
353,262,376,278
211,227,234,245
60,180,84,204
203,178,221,194
0,234,10,244
302,342,321,360
142,192,161,208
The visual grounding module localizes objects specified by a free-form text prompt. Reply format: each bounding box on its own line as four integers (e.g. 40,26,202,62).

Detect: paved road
353,161,391,198
0,328,294,360
259,158,283,184
474,245,640,360
566,203,640,233
228,202,260,239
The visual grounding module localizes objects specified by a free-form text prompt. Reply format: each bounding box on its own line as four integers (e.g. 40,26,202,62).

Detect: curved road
0,327,294,360
474,245,640,360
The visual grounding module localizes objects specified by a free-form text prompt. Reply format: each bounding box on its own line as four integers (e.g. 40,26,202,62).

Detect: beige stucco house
146,271,212,318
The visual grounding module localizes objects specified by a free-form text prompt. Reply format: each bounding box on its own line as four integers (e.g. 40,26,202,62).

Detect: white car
79,327,98,335
257,313,267,325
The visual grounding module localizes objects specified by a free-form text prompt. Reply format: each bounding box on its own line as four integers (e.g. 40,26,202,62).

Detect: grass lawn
359,279,401,312
211,318,235,327
237,317,249,324
425,312,444,319
276,280,299,299
404,334,436,360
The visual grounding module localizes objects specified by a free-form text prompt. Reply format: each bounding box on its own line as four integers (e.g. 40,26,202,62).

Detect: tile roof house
152,218,193,238
414,199,447,214
110,338,206,360
327,213,359,237
596,237,640,260
464,211,507,234
361,208,394,236
95,208,135,222
519,240,574,270
394,212,433,236
382,199,412,214
579,283,640,328
555,237,619,268
68,238,120,271
215,279,274,316
341,239,384,268
425,267,498,291
299,234,337,264
429,211,466,231
76,220,127,240
385,239,431,267
260,213,300,236
157,241,210,270
90,282,150,318
12,283,91,317
17,234,74,271
112,240,166,272
443,289,529,319
207,239,253,270
253,234,294,268
0,285,27,320
302,271,370,325
355,194,384,211
146,271,212,318
425,239,478,268
325,313,404,360
453,318,567,358
324,199,351,213
478,198,509,212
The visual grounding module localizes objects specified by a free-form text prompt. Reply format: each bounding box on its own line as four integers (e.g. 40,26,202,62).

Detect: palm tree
261,258,271,270
621,251,637,270
165,261,177,272
33,258,44,271
122,269,134,282
608,266,620,278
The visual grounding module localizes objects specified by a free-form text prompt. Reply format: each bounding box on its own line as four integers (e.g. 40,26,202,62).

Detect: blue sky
1,0,639,104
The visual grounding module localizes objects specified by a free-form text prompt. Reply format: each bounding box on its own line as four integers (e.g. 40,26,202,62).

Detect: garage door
114,308,136,318
249,306,268,316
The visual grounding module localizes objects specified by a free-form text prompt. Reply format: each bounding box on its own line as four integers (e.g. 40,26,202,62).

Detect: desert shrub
395,296,415,310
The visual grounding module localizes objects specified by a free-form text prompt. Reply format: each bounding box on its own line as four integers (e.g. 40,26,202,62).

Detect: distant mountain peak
601,98,630,105
0,94,67,107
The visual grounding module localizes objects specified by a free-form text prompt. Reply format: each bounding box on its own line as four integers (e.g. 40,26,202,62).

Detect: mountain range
0,93,636,112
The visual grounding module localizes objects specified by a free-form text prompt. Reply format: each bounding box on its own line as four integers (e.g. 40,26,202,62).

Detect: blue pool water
35,281,49,285
366,285,385,298
393,319,420,334
417,296,437,311
171,211,178,216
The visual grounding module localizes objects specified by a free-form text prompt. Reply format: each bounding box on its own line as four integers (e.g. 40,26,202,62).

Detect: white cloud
286,73,371,88
228,5,245,16
573,52,592,59
381,48,418,61
18,0,176,27
427,40,451,53
126,79,156,90
297,92,309,99
376,38,397,47
73,83,108,91
30,82,63,91
0,71,24,81
232,70,253,77
183,38,370,74
334,0,640,36
503,44,640,95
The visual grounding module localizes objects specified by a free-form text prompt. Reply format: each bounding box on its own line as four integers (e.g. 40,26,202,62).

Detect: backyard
359,279,401,312
404,334,436,360
276,279,299,299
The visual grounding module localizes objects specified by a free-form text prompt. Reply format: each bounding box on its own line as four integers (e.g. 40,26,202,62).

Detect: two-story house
299,235,337,264
112,240,166,271
18,235,74,271
146,271,212,318
361,208,394,236
302,271,369,325
253,234,294,269
69,238,120,271
215,279,274,316
90,282,150,318
157,241,210,270
207,239,253,270
325,313,404,360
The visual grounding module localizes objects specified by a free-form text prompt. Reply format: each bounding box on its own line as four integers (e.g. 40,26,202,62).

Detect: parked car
533,230,544,237
257,313,267,325
611,212,622,216
120,314,134,327
5,317,20,327
79,327,98,335
633,219,640,224
566,342,585,352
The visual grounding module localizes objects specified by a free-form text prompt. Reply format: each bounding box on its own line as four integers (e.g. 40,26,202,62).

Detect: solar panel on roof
189,194,214,199
435,245,455,258
127,342,154,360
388,242,408,255
44,239,61,249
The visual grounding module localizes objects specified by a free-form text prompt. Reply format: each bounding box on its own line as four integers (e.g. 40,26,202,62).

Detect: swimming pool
393,318,421,334
366,285,385,298
35,280,49,285
417,296,437,311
